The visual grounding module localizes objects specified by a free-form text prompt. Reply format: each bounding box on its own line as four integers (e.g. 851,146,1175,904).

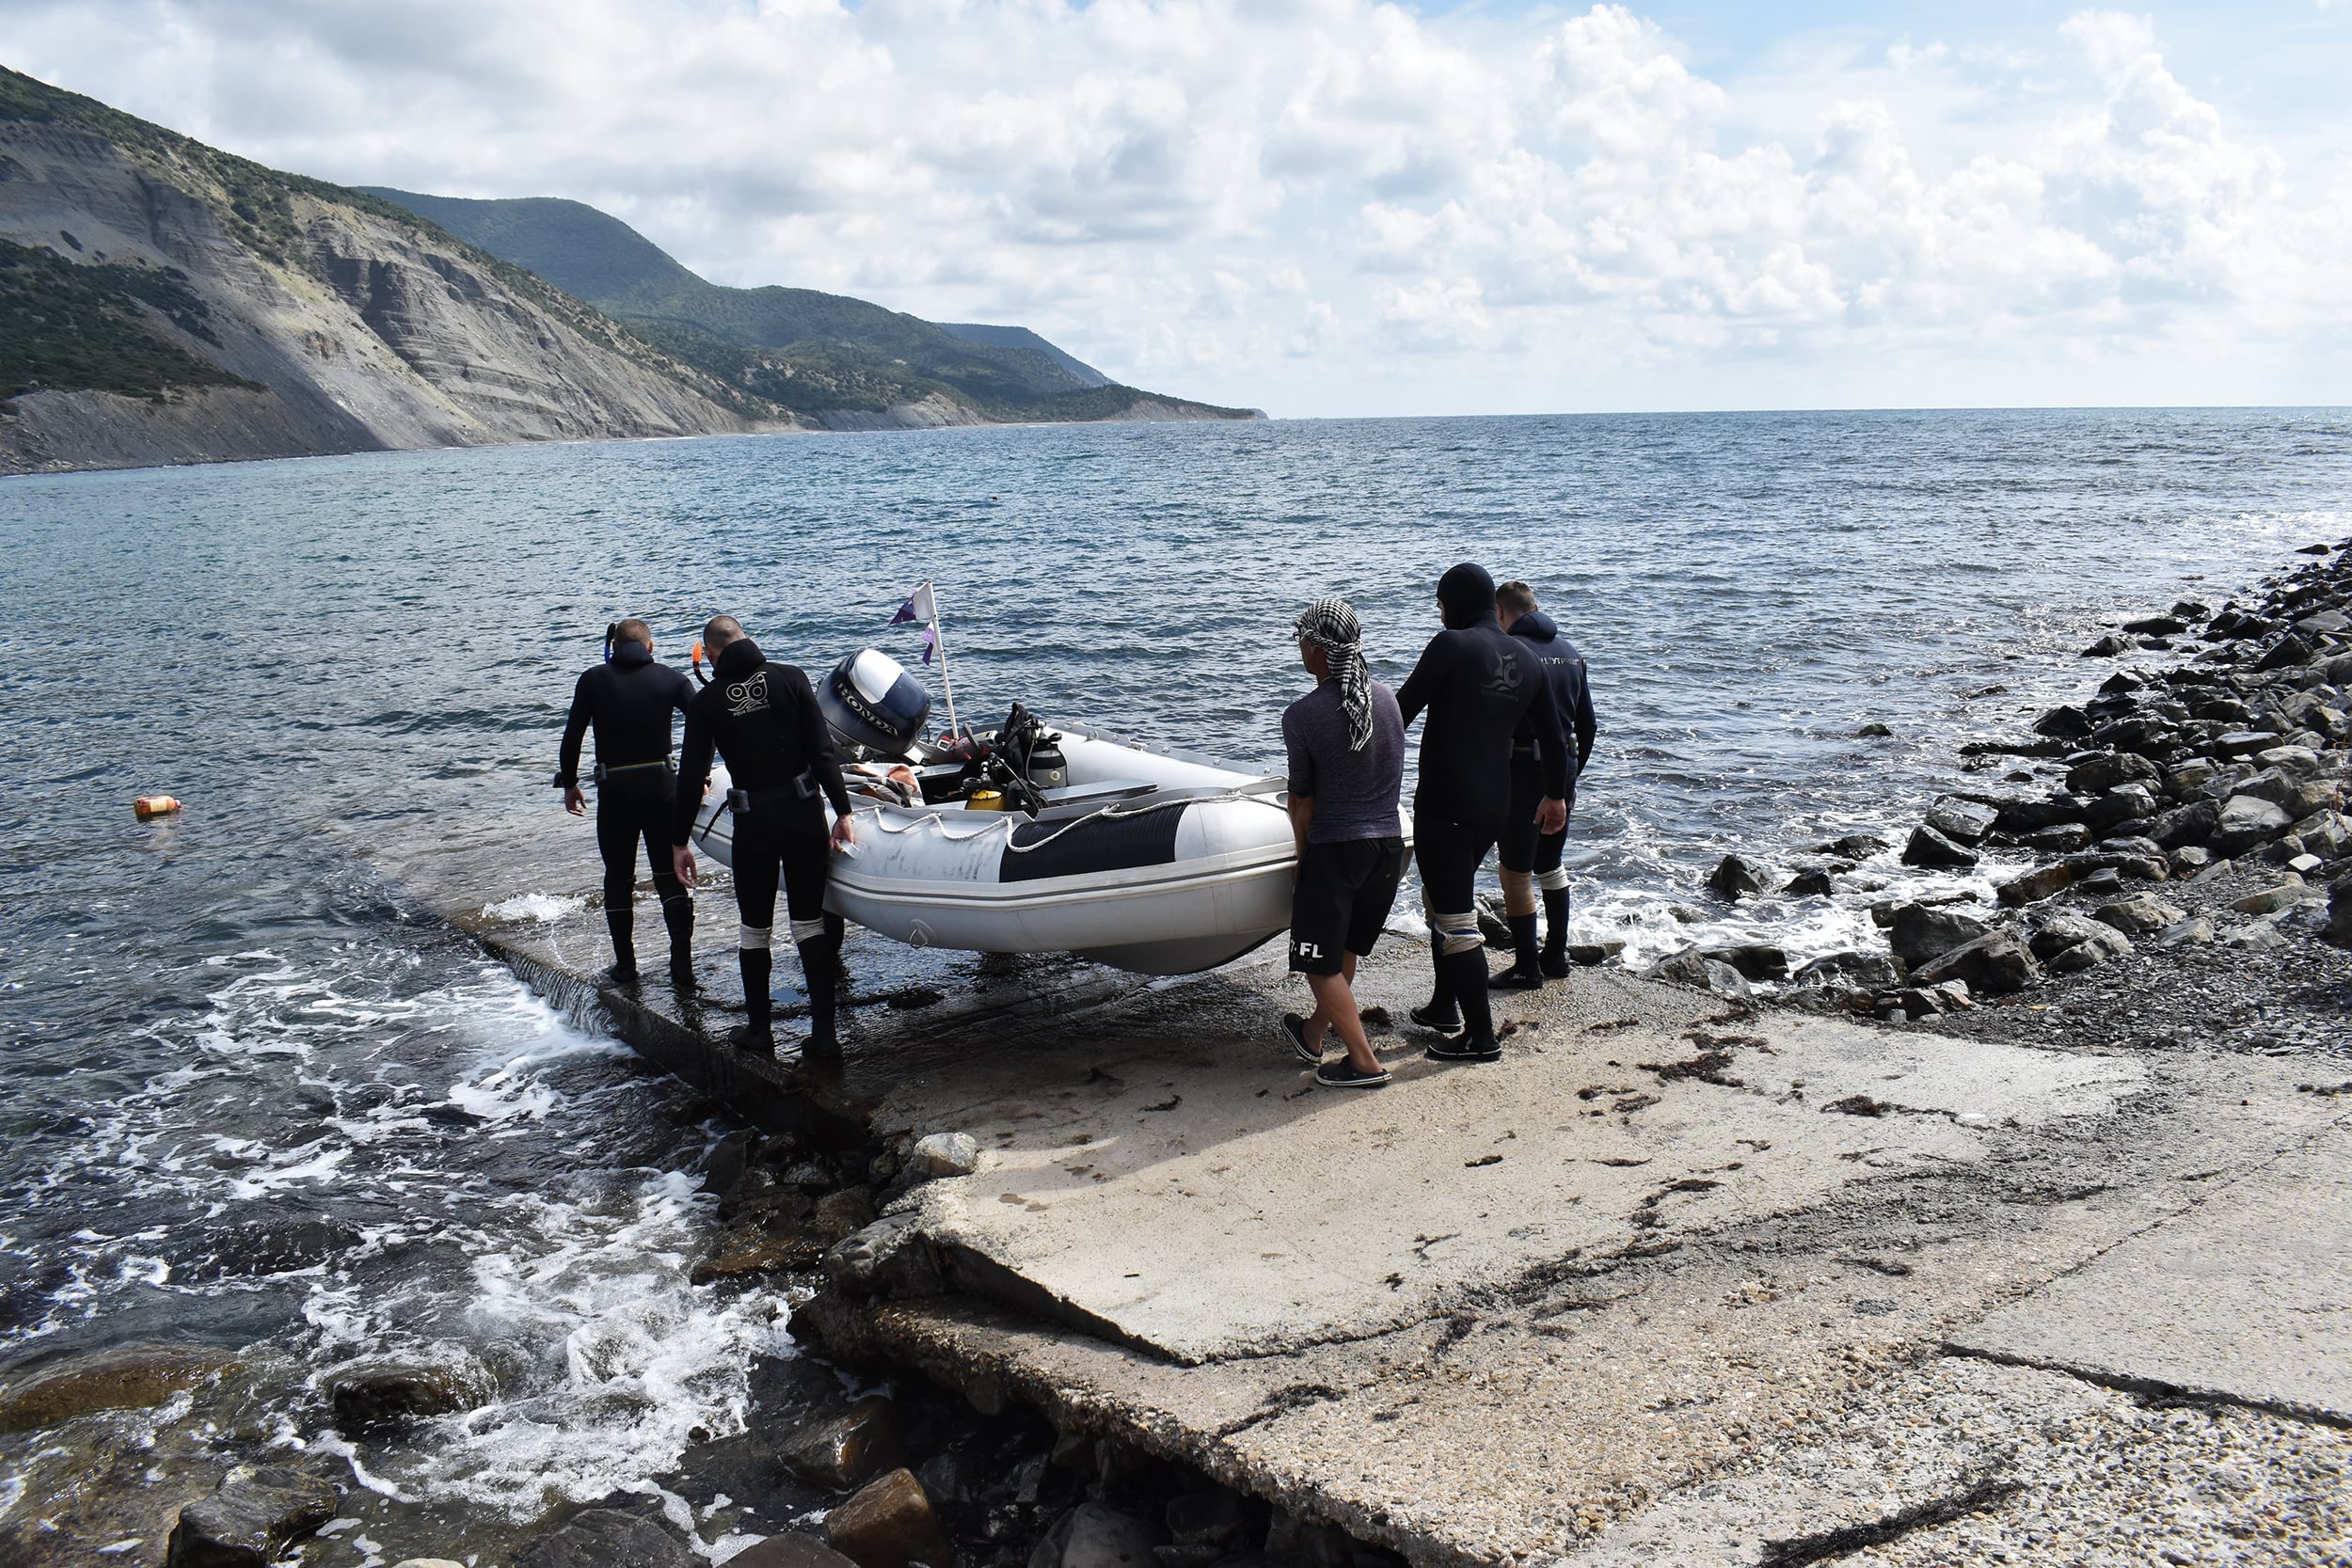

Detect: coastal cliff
0,66,1258,475
0,70,777,473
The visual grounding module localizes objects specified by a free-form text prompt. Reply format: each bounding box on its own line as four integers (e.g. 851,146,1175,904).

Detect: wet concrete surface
464,879,2350,1568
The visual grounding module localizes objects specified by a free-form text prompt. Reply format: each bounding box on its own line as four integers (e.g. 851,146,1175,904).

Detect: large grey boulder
168,1467,340,1568
1789,950,1903,991
1913,932,2040,995
2235,768,2340,820
2213,794,2295,857
1645,948,1753,998
1924,797,2001,845
908,1132,981,1179
2146,799,2219,848
1995,863,2075,907
2095,896,2186,936
1696,943,1788,982
1706,853,1770,899
2026,914,2130,971
1028,1503,1156,1568
327,1355,492,1435
824,1216,946,1300
1994,792,2095,833
777,1398,905,1491
1901,824,1978,868
1888,904,1991,970
2296,810,2352,859
2065,752,2160,795
2083,784,2160,834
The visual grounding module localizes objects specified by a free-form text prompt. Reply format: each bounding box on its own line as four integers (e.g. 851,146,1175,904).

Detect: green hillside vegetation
361,188,1253,422
0,66,771,419
0,236,259,402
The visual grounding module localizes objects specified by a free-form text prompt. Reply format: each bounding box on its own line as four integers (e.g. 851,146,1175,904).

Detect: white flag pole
927,579,964,738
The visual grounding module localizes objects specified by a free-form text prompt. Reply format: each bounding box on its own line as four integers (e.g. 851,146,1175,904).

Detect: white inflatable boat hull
689,725,1298,974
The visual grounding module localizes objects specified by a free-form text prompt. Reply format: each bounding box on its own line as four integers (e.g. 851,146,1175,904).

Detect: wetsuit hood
1509,609,1559,642
1438,562,1497,630
612,639,654,669
713,638,766,679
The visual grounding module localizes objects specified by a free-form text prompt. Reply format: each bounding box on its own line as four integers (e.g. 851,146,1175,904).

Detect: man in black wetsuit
1489,578,1598,989
1396,563,1569,1062
670,616,857,1058
556,618,697,990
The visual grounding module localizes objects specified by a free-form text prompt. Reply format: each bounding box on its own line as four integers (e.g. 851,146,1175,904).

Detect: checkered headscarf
1293,596,1374,752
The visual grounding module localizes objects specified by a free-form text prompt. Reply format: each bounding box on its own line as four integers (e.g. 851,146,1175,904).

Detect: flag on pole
892,582,937,626
889,578,960,735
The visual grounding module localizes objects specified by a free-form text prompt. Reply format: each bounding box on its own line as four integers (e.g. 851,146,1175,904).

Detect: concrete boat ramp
470,898,2351,1565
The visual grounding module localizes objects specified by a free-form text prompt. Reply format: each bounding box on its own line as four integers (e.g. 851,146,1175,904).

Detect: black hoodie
673,639,850,844
555,639,694,788
1506,610,1597,779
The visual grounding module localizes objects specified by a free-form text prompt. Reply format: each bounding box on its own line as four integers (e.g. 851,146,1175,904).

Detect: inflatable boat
688,651,1298,974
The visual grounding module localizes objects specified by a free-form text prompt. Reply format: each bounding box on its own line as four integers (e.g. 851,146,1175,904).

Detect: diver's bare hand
831,814,858,850
671,845,698,889
1538,797,1568,835
563,785,587,816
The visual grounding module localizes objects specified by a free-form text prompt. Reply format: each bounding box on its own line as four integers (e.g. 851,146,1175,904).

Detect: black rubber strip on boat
999,804,1185,883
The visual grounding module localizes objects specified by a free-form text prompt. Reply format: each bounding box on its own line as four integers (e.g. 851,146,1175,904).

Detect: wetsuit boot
1489,913,1544,990
798,933,843,1060
601,897,639,988
1409,938,1462,1037
730,948,775,1054
1431,948,1503,1061
1540,890,1572,978
661,891,695,992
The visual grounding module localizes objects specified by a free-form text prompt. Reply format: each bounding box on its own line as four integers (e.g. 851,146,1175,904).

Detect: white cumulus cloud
2,1,2344,413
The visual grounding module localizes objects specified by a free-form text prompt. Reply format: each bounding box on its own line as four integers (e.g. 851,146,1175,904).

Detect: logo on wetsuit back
723,671,771,717
1481,648,1523,700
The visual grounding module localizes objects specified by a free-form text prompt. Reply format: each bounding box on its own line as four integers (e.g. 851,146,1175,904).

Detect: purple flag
892,582,936,625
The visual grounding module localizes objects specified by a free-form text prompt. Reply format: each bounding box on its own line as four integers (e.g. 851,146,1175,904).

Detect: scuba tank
1025,737,1068,791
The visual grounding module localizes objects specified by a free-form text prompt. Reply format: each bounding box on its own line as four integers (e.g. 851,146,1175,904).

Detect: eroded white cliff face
0,121,774,474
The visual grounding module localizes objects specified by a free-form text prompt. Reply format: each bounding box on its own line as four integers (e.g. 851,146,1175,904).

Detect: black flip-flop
1315,1059,1391,1088
1408,1002,1466,1042
1279,1012,1323,1064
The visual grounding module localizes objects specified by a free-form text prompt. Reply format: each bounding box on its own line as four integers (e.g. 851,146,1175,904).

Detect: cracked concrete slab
877,970,2145,1363
1948,1117,2352,1426
795,947,2346,1568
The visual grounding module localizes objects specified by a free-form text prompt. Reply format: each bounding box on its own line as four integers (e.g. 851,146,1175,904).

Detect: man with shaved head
556,617,697,990
673,614,858,1058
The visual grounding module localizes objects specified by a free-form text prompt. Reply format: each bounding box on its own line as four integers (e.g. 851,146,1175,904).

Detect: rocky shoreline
1654,535,2352,1037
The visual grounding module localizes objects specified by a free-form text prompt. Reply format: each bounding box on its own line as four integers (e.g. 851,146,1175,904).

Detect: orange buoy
134,795,182,819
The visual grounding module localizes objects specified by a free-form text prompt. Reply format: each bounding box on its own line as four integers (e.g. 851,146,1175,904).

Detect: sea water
1,408,2346,1559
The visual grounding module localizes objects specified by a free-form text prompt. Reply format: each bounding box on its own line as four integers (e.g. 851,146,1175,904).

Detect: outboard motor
819,649,931,758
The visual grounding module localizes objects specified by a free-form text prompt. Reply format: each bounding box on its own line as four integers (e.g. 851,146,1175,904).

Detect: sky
6,1,2351,417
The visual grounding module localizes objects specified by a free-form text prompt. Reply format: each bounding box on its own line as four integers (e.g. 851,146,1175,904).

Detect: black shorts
1498,757,1574,876
1289,836,1406,974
